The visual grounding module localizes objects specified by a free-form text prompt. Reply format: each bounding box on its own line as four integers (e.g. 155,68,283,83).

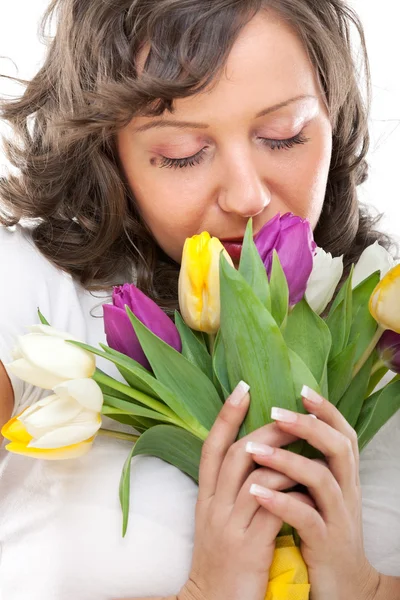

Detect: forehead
135,9,322,122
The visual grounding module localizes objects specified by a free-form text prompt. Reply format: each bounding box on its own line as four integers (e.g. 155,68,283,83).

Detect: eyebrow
132,94,316,134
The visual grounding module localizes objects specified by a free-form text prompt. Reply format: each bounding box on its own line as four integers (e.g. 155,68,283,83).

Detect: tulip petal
1,415,33,444
54,378,104,412
254,213,282,269
19,397,82,431
5,437,95,460
5,358,67,390
274,219,315,305
28,411,101,448
370,264,400,334
254,213,315,306
353,242,395,288
103,304,151,369
305,248,344,314
17,334,96,381
28,324,81,342
112,284,182,353
378,330,400,372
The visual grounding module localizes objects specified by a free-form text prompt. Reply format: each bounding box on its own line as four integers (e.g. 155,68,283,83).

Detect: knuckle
348,426,358,446
226,439,242,461
200,439,221,462
302,509,321,533
338,435,354,458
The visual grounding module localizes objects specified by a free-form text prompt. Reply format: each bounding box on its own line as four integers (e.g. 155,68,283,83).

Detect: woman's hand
246,386,380,600
180,381,300,600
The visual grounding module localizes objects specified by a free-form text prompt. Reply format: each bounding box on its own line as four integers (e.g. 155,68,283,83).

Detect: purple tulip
103,283,182,370
254,212,316,305
377,330,400,373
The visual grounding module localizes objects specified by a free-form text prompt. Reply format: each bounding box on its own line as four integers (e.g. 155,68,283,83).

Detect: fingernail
229,380,250,406
301,385,323,404
249,483,274,499
271,407,297,423
309,414,317,420
245,441,275,456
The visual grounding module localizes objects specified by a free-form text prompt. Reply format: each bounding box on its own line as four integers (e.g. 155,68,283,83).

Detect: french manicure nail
229,380,250,406
271,407,297,423
249,483,274,499
301,385,323,404
245,441,275,456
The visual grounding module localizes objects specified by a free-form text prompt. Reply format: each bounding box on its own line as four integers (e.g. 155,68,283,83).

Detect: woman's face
116,10,333,264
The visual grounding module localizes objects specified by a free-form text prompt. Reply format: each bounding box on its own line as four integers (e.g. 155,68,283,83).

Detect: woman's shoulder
0,223,65,281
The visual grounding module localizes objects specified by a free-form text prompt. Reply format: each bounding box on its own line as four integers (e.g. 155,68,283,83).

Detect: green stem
93,370,178,421
352,326,385,379
98,428,139,443
370,358,386,377
207,333,216,355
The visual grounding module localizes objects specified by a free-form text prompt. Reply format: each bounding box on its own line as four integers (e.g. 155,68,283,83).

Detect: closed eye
158,132,309,169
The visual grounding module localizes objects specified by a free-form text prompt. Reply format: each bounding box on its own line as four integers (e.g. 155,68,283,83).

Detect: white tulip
305,247,344,314
352,242,395,288
6,325,96,389
18,378,103,450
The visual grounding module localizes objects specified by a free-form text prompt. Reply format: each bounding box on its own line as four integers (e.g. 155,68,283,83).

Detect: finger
301,386,360,476
245,443,342,520
246,506,283,557
249,484,325,546
229,467,298,531
214,421,298,507
270,406,357,501
197,381,250,504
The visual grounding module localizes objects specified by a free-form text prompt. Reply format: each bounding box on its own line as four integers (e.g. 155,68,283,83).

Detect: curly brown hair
0,0,395,313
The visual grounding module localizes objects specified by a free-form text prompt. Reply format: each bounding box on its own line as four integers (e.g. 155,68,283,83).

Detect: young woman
0,1,399,599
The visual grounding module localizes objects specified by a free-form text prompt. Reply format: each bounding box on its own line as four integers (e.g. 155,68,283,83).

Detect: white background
0,1,399,242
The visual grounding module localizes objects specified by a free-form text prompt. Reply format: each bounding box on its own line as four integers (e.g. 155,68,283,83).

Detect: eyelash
158,132,309,170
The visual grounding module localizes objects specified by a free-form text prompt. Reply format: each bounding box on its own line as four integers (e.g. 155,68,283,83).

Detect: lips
221,239,244,260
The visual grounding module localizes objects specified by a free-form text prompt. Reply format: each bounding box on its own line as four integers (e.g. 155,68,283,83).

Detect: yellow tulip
265,535,310,600
369,263,400,334
178,232,234,333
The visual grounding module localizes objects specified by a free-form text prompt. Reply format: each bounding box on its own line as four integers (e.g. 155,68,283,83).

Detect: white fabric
0,225,399,600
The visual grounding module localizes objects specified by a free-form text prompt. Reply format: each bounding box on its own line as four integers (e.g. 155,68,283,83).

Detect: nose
218,152,271,218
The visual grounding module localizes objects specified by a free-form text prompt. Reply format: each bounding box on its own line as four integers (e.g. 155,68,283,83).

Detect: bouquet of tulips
2,213,400,600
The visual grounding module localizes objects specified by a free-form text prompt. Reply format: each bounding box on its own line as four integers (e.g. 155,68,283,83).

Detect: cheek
281,129,332,228
130,170,210,261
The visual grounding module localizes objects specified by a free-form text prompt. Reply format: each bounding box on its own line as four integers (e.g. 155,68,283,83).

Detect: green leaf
349,272,380,362
131,424,203,482
284,299,332,389
357,380,400,452
92,367,176,420
174,311,213,381
288,349,321,413
219,257,296,435
336,354,374,427
119,425,203,535
69,340,205,436
327,340,358,406
101,395,178,424
119,443,137,537
269,250,289,327
367,366,389,397
239,219,271,312
326,267,353,359
105,413,148,434
99,344,159,398
127,308,222,435
37,308,50,326
212,331,231,400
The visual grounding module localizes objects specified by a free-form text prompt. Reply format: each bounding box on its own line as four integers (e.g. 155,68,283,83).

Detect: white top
0,225,399,600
